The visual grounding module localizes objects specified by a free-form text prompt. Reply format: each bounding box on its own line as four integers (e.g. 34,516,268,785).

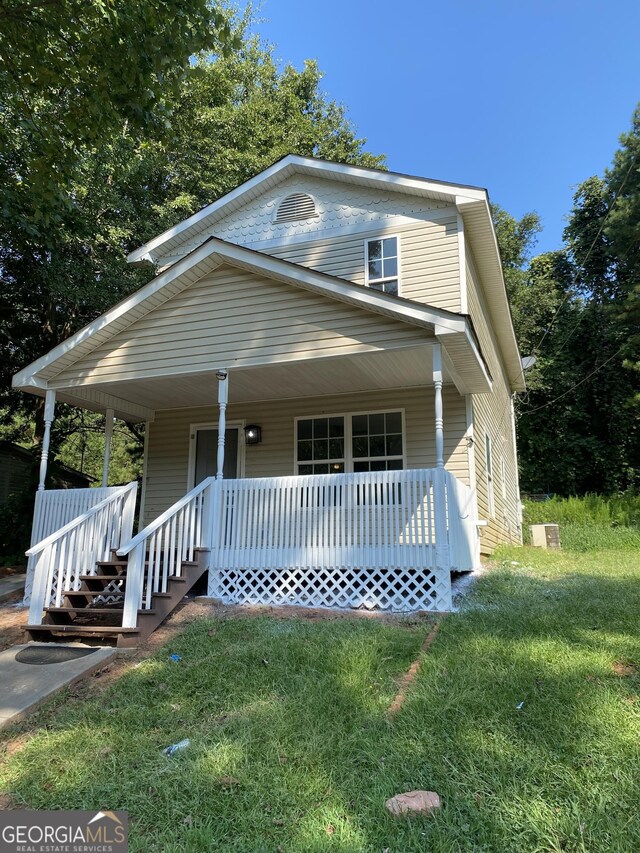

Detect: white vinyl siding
466,249,521,551
485,431,495,518
143,386,468,525
154,174,462,313
264,217,460,312
51,266,429,386
163,173,453,259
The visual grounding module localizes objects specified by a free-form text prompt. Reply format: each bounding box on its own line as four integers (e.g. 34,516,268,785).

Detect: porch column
432,345,450,570
101,408,115,487
37,390,56,491
216,370,228,479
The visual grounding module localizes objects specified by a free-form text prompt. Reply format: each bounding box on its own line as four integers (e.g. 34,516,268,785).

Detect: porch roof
13,238,492,422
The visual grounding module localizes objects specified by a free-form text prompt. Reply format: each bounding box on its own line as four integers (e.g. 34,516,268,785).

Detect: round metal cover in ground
15,646,99,666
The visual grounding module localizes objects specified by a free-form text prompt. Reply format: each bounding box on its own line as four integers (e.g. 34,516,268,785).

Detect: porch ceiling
59,344,449,411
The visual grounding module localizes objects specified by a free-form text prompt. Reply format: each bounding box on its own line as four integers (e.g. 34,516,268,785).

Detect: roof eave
14,237,471,394
126,154,488,265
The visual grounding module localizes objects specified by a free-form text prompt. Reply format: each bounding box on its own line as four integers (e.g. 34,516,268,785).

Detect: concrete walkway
0,573,26,603
0,643,115,730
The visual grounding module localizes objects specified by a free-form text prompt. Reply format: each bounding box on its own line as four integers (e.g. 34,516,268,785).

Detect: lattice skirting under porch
208,564,452,612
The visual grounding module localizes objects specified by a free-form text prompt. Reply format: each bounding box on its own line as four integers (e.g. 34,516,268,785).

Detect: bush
0,486,35,565
523,492,640,551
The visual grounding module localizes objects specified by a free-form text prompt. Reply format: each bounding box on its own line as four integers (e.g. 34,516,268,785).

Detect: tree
0,0,237,226
0,22,383,469
511,105,640,495
142,42,384,237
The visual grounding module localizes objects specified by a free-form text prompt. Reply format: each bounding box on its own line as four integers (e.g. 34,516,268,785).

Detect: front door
193,427,240,486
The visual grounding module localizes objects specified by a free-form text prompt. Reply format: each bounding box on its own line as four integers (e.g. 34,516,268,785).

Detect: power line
502,149,637,414
532,151,638,356
518,346,624,417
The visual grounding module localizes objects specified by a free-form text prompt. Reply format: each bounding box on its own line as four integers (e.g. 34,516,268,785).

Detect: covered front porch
22,341,482,635
13,237,492,637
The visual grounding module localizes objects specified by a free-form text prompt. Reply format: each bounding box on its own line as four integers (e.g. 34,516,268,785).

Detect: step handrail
27,481,138,625
120,477,217,627
26,482,138,556
117,476,215,557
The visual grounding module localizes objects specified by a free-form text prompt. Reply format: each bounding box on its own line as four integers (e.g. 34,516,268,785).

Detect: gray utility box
530,524,561,549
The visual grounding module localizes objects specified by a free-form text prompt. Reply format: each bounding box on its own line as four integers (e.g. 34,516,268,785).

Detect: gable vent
275,192,318,223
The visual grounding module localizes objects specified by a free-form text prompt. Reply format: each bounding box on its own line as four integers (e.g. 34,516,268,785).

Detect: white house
13,155,524,646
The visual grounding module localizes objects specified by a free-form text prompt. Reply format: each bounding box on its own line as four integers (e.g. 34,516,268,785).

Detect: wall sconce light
244,424,262,445
466,436,475,449
215,370,227,381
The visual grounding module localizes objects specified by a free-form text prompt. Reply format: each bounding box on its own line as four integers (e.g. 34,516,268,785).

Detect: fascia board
127,155,488,264
13,237,466,391
12,242,226,388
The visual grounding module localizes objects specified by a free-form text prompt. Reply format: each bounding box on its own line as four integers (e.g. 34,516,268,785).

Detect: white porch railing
117,477,214,628
33,468,479,630
445,471,480,571
209,468,453,612
24,486,127,604
26,483,137,625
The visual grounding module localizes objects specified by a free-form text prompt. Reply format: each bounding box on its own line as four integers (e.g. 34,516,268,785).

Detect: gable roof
127,155,488,266
13,237,492,401
126,155,524,392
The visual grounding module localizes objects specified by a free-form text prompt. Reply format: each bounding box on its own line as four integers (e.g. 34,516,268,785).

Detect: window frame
485,431,495,518
293,409,406,475
364,234,402,297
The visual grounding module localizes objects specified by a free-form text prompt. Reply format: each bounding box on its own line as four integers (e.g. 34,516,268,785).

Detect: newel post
432,345,450,573
37,390,56,491
122,542,144,628
102,408,115,487
216,369,228,479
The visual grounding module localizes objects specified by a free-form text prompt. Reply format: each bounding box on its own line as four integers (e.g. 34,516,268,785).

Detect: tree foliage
499,107,640,496
0,14,383,483
0,0,237,225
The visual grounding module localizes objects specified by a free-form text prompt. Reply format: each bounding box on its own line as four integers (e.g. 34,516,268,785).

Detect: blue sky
254,0,640,255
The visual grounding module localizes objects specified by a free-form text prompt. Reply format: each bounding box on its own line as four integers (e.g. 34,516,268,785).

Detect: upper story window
365,236,399,296
275,192,318,223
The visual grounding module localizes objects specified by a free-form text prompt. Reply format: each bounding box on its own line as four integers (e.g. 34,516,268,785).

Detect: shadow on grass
1,561,639,852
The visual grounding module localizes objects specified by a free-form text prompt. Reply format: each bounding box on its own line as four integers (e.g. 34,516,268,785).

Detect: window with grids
296,411,404,474
296,416,345,475
365,237,399,295
351,412,403,472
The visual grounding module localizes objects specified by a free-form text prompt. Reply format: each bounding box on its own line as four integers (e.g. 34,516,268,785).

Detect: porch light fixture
244,424,262,445
215,370,228,380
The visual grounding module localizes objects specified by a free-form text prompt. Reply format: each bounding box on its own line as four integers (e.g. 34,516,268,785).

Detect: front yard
1,547,639,852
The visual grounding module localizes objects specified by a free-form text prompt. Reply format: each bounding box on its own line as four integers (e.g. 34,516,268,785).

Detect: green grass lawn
2,547,639,852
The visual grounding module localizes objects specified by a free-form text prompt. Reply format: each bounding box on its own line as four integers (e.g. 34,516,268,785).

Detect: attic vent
275,192,317,223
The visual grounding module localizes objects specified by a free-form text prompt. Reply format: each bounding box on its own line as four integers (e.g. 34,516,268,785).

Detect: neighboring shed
0,442,92,505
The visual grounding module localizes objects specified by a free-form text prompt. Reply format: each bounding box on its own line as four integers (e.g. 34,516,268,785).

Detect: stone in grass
385,790,442,817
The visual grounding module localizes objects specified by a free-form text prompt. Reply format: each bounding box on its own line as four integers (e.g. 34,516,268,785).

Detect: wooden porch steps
25,549,208,648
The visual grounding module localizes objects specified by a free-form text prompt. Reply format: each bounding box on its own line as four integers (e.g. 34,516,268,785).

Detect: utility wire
533,151,638,355
502,149,637,415
519,346,624,417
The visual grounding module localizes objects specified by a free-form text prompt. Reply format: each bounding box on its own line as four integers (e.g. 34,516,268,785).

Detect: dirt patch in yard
612,661,638,677
387,618,444,719
0,566,25,580
0,596,28,652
